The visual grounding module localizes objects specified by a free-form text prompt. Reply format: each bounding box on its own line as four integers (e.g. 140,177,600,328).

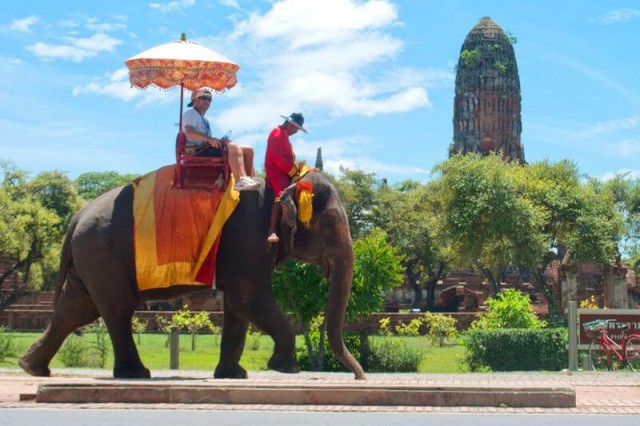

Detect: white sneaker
234,176,260,191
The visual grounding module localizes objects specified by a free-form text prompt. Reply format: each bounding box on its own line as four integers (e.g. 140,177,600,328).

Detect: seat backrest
173,130,229,190
176,131,187,163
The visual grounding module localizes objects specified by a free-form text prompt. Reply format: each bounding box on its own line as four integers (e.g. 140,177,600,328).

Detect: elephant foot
267,354,300,374
19,357,51,377
214,363,248,379
113,365,151,379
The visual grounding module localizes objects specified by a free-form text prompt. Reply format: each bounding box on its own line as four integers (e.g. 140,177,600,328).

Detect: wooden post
170,326,180,370
567,301,577,371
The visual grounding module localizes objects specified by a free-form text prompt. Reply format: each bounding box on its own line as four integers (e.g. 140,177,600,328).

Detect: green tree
508,160,623,316
508,159,583,314
272,260,328,369
376,181,448,311
433,154,546,295
272,230,403,370
349,230,405,319
603,174,640,270
0,163,61,310
563,178,623,264
332,168,380,240
28,171,83,234
75,171,137,201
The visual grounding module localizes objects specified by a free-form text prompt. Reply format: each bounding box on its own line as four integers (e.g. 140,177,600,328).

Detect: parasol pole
178,33,187,131
179,81,184,131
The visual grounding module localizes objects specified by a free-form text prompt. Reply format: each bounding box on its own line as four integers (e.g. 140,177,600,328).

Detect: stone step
35,380,576,407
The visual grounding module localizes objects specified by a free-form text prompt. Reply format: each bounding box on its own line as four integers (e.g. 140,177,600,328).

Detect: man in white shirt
182,88,259,191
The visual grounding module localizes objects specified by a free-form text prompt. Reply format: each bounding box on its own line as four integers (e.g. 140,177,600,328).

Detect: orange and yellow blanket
132,165,239,291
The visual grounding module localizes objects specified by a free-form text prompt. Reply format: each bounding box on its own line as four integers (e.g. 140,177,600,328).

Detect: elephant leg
102,313,150,378
80,265,150,379
214,308,249,379
20,270,99,377
243,296,299,374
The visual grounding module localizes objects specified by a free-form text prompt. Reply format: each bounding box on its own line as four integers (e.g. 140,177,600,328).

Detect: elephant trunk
324,235,366,380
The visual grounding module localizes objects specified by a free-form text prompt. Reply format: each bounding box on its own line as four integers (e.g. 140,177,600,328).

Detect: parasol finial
180,32,186,42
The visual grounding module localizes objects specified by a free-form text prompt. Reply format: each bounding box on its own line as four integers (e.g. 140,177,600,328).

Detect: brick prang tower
451,17,524,162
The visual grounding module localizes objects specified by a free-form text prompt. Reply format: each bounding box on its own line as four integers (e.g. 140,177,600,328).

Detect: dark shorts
194,145,223,157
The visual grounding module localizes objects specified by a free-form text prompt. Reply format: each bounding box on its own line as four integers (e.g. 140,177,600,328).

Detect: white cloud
220,0,240,9
149,0,196,13
9,16,39,32
85,17,127,33
211,0,430,133
0,56,23,66
72,0,432,178
293,135,430,178
608,138,640,157
232,0,398,47
600,169,640,181
570,115,640,140
58,19,80,29
26,32,122,62
559,57,637,106
596,8,640,24
72,67,175,107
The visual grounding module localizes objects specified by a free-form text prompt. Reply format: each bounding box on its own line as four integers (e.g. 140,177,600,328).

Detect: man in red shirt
265,113,307,243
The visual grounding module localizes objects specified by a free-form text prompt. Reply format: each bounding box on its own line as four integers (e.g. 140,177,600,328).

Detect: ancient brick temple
451,16,524,162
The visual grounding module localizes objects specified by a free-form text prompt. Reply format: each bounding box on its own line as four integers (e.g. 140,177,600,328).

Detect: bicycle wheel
624,335,640,372
589,340,610,370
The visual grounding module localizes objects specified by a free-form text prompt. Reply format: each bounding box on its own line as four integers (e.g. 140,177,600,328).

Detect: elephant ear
278,187,298,256
279,188,297,230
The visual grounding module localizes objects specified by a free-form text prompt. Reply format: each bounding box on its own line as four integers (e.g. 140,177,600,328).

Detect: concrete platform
4,369,640,414
34,380,576,407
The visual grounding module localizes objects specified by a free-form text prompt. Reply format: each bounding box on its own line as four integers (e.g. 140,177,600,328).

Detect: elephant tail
53,217,77,310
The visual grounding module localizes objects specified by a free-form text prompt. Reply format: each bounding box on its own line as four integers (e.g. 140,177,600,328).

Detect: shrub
395,318,422,336
59,334,88,367
579,295,603,310
378,318,392,336
368,337,426,372
471,289,546,330
154,314,172,347
171,307,215,351
463,328,567,371
423,312,458,347
131,316,148,344
296,332,361,372
247,325,261,351
86,319,110,368
0,326,17,362
460,49,481,68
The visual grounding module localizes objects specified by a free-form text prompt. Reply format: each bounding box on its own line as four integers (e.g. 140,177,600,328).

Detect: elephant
19,171,366,380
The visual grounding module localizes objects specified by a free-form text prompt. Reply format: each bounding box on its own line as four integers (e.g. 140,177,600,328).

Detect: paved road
0,368,639,415
1,410,640,426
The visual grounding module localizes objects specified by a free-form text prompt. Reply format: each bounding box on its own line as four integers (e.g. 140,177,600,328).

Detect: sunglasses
197,96,212,102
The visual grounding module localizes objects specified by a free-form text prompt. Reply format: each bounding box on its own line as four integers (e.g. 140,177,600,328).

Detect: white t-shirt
182,108,211,148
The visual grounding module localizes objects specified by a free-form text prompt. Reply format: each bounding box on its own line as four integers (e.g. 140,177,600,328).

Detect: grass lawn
1,331,467,373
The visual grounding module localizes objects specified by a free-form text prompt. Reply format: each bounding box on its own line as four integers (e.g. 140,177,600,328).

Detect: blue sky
1,0,638,183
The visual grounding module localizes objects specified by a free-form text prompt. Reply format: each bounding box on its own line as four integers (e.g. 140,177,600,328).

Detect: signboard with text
578,309,640,345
